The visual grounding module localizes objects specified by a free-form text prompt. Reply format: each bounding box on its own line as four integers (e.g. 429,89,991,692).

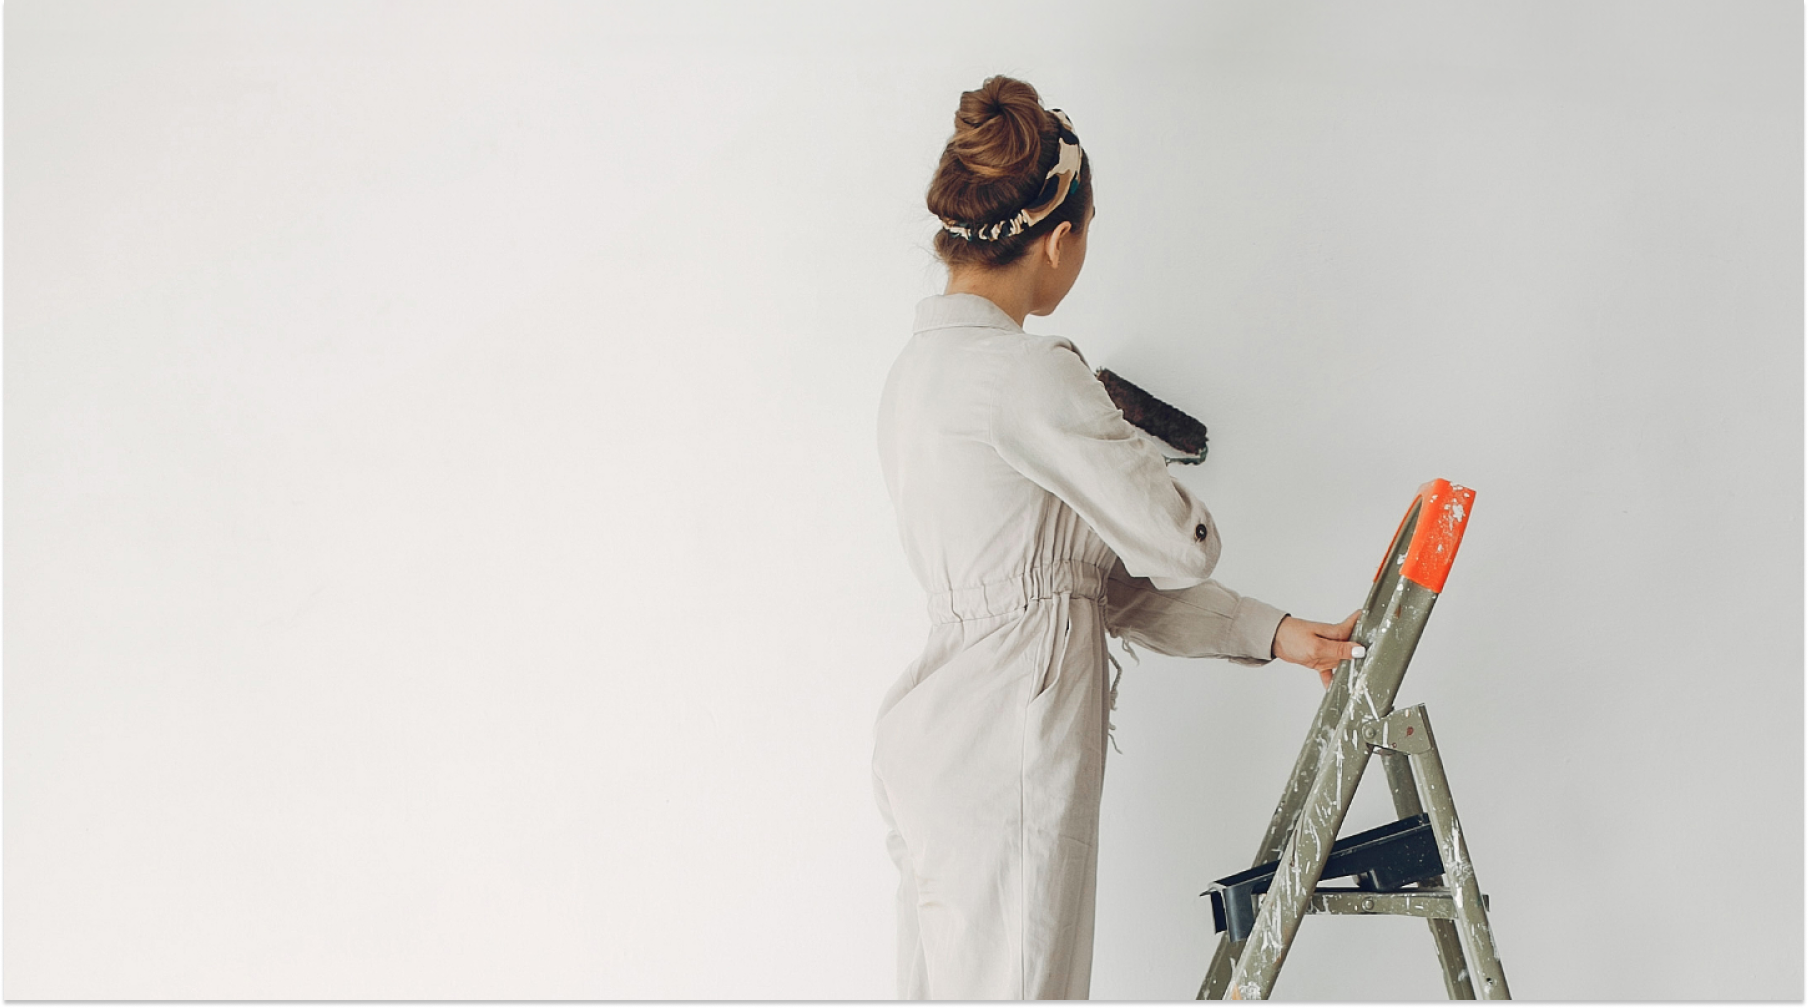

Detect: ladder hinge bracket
1360,705,1432,755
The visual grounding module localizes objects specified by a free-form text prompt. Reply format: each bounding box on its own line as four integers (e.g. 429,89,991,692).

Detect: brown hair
927,76,1093,270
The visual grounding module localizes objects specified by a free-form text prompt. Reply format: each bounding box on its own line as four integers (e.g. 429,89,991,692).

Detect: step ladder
1196,479,1510,1000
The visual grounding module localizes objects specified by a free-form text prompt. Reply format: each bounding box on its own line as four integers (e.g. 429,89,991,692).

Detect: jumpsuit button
1195,523,1209,542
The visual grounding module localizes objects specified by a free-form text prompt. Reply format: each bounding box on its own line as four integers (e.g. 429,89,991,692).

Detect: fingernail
1351,645,1367,659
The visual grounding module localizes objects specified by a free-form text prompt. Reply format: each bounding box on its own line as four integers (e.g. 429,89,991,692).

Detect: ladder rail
1224,572,1442,998
1198,496,1425,1000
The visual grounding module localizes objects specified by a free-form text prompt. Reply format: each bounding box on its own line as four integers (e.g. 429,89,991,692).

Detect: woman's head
927,76,1093,272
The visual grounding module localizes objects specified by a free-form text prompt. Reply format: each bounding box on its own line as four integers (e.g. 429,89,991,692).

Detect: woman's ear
1044,221,1074,270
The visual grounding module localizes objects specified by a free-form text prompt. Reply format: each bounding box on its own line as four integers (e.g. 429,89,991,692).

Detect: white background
7,0,1801,999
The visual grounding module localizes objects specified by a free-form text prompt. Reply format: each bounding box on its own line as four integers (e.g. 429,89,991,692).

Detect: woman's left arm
1105,564,1360,684
1102,557,1287,667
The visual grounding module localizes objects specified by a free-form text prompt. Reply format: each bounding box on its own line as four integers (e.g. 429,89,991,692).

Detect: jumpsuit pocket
1030,599,1075,705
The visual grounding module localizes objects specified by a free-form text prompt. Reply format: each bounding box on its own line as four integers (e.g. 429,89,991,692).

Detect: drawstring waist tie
922,559,1140,754
924,559,1109,625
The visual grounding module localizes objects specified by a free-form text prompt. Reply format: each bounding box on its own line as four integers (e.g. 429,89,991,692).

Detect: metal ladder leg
1381,751,1475,999
1405,710,1510,999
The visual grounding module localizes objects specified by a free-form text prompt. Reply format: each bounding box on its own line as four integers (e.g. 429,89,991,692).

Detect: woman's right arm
990,336,1224,590
991,337,1356,675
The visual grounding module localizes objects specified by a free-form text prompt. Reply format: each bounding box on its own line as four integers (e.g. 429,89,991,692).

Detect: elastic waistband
926,559,1108,624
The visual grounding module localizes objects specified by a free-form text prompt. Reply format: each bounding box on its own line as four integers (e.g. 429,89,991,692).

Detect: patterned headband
941,109,1084,242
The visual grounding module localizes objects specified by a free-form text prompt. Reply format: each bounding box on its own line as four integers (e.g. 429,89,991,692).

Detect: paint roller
1094,368,1209,465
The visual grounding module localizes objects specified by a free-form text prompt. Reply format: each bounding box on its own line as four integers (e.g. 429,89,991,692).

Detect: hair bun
926,75,1090,270
948,76,1047,181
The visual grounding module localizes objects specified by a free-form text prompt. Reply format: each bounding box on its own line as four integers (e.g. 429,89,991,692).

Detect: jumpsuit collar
913,293,1024,335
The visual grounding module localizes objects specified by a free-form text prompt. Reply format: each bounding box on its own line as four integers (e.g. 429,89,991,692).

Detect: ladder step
1204,814,1446,942
1306,888,1489,920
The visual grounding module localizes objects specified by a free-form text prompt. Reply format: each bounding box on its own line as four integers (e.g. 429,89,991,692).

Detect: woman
872,76,1359,1000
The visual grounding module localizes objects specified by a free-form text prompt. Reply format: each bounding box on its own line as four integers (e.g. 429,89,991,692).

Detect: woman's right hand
1273,611,1362,688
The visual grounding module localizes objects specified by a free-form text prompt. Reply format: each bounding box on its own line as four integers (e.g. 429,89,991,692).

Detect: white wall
7,0,1799,999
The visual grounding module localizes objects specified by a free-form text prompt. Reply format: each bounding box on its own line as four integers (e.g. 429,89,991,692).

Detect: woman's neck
944,267,1038,327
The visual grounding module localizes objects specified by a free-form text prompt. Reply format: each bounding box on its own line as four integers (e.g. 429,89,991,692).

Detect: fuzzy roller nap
1094,368,1209,465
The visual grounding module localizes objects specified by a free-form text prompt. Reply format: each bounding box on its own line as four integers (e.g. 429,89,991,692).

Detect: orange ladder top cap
1372,479,1476,594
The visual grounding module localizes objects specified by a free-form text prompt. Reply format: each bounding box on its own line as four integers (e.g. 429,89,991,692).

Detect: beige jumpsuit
872,293,1288,1000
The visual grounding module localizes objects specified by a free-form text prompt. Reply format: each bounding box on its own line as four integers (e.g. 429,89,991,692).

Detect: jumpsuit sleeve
1102,556,1288,666
990,338,1287,666
990,338,1223,590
